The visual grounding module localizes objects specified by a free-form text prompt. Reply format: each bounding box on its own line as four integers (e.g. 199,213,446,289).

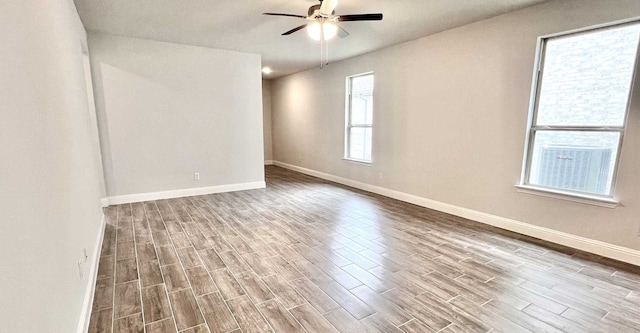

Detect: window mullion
531,126,625,132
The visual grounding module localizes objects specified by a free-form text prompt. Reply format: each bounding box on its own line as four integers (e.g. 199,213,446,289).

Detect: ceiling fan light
307,22,338,41
323,22,338,40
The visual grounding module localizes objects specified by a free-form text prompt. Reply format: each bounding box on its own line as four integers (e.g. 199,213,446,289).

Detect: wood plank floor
89,165,640,333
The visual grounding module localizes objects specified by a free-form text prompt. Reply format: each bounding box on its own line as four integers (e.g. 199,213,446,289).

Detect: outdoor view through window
524,22,640,197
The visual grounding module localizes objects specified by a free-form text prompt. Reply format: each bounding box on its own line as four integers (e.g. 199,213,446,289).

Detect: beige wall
89,33,265,197
271,0,640,251
0,0,106,331
263,79,274,162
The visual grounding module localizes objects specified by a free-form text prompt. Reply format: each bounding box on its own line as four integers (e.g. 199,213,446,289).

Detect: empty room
3,0,640,332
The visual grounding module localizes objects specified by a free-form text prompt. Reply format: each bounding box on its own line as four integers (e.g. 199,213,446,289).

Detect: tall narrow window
345,73,374,162
520,22,640,199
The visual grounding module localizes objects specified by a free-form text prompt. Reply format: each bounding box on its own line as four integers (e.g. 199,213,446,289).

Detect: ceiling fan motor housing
308,4,335,18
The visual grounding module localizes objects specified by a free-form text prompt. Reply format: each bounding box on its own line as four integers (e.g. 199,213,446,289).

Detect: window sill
514,185,619,208
343,158,372,165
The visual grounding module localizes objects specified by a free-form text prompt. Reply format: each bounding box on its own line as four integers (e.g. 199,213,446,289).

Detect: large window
520,21,640,200
345,73,374,162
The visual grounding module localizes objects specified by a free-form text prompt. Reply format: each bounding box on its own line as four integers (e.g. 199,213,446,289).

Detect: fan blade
320,0,339,15
282,24,310,35
338,13,383,21
263,13,307,19
337,26,350,38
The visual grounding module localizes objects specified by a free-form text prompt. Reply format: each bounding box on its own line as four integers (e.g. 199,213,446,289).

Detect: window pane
350,74,374,126
536,23,640,126
349,127,372,161
352,74,374,94
351,93,373,125
528,131,620,195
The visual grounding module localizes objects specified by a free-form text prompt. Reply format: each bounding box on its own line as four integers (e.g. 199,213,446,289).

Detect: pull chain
320,20,325,69
320,32,324,69
325,38,329,66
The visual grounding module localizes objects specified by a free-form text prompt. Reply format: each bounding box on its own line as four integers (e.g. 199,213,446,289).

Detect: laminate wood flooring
89,166,640,333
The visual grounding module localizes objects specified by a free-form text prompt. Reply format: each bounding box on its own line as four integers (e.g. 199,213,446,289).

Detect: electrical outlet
78,261,84,280
378,172,383,180
83,248,88,262
194,173,200,180
297,155,302,162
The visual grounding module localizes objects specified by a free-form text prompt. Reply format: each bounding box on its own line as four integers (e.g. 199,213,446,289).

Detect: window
520,21,640,200
345,73,374,162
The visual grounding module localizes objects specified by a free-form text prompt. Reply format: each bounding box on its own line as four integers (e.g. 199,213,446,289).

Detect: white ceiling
74,0,550,78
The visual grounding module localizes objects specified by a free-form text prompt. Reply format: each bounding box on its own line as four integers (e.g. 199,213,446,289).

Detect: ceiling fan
263,0,383,68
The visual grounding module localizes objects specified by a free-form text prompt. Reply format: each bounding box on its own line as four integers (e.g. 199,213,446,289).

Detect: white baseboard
105,181,266,205
77,213,106,333
100,198,109,208
273,160,640,266
265,160,274,165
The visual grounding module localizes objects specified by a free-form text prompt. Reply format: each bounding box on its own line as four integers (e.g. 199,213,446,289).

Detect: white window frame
344,72,374,164
517,18,640,207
